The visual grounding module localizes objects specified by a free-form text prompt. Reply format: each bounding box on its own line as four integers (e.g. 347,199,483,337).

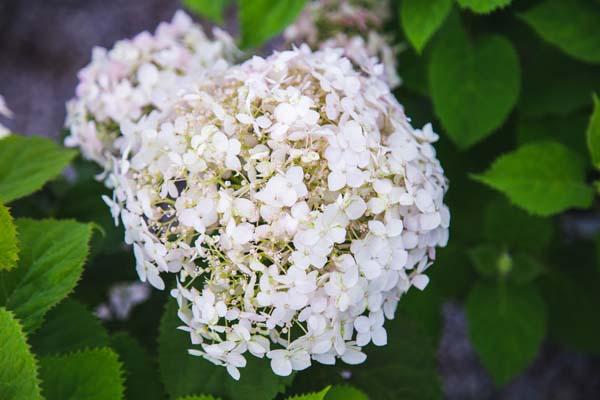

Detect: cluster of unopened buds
65,5,449,380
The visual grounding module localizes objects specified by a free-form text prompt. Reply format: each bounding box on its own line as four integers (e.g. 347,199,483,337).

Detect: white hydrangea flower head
104,45,449,379
284,0,401,89
0,94,13,139
64,10,238,168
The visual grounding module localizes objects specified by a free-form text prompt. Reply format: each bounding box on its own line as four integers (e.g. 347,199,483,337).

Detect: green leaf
456,0,511,13
326,385,368,400
0,308,43,400
0,135,76,203
519,0,600,64
586,94,600,169
287,387,330,400
483,197,553,255
466,283,546,385
0,203,18,270
400,0,452,53
30,299,109,356
111,333,164,400
158,300,293,400
472,141,593,216
429,14,520,149
239,0,307,49
183,0,230,23
40,348,125,400
1,219,92,332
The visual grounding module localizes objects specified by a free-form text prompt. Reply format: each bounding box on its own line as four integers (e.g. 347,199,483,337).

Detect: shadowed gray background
1,1,599,398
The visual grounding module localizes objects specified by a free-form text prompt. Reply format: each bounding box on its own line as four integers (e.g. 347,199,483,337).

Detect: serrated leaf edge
0,307,44,399
40,347,126,400
8,218,93,333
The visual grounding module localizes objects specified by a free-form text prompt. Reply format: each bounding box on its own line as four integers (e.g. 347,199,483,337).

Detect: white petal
274,103,297,125
356,332,371,347
226,365,240,380
354,316,371,333
345,196,367,220
146,266,165,290
412,274,430,290
371,327,388,346
291,351,311,371
346,168,365,188
420,212,441,231
328,171,346,191
341,349,367,365
271,356,293,376
368,220,386,236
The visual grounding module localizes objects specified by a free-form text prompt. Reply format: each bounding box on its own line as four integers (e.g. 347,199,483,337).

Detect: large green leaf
111,332,164,400
286,387,330,400
400,0,452,53
429,14,520,149
183,0,230,23
586,94,600,169
325,385,368,400
158,300,293,400
0,203,18,270
0,308,43,400
0,135,75,203
30,299,109,356
519,0,600,64
472,142,593,216
239,0,307,49
40,348,125,400
456,0,511,13
466,283,546,385
1,219,92,332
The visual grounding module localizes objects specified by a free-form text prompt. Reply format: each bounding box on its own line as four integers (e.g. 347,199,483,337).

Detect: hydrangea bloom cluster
100,45,449,379
64,11,237,168
284,0,401,88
